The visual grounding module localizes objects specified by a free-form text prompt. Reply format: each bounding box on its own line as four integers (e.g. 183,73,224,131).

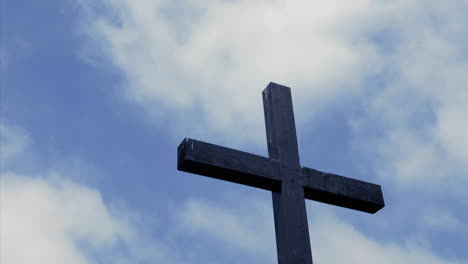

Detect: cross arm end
301,167,385,214
177,138,281,191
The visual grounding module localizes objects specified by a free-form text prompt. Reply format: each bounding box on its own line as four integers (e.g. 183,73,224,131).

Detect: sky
1,0,467,263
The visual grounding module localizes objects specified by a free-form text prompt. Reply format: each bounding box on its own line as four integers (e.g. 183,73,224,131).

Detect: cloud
78,0,467,190
0,169,203,264
421,207,464,231
1,122,465,263
0,123,30,165
176,195,465,264
176,195,276,262
311,211,463,264
77,0,389,145
0,122,31,171
0,123,179,264
2,172,465,264
1,173,129,264
348,0,468,191
2,172,464,264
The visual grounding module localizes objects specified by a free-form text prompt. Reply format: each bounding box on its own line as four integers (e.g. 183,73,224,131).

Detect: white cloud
3,170,464,264
177,195,276,262
78,0,389,145
1,121,465,263
421,208,464,231
0,123,180,264
0,123,30,165
0,168,190,264
352,0,468,190
0,173,128,264
176,195,465,264
311,212,463,264
78,0,468,190
3,171,465,264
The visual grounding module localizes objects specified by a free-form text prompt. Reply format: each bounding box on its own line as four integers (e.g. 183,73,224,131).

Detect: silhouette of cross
177,82,385,263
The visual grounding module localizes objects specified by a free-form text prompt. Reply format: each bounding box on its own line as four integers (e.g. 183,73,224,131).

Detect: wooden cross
177,82,385,264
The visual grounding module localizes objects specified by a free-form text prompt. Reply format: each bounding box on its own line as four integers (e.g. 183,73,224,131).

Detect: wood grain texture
302,167,385,213
263,83,313,264
177,82,385,264
263,82,301,168
178,138,281,191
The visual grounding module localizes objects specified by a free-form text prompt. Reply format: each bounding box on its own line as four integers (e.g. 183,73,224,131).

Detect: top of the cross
263,82,291,95
262,81,301,167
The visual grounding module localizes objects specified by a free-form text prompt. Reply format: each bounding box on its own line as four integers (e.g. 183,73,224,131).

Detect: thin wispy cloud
0,124,30,165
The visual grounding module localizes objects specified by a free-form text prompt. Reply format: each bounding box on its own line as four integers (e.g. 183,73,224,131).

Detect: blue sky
1,0,467,263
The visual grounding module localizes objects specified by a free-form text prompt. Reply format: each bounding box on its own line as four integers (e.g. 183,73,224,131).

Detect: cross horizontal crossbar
302,167,384,213
178,138,384,214
178,138,281,191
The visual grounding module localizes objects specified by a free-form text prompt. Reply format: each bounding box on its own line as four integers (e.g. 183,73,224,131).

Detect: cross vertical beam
263,83,313,264
263,83,301,167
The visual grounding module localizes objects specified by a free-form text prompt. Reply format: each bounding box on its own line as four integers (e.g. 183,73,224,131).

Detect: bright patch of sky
1,0,467,263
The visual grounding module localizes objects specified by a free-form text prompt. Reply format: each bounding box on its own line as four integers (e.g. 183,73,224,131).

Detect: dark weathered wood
301,167,385,214
263,83,313,264
176,82,385,264
263,83,301,167
178,138,281,191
